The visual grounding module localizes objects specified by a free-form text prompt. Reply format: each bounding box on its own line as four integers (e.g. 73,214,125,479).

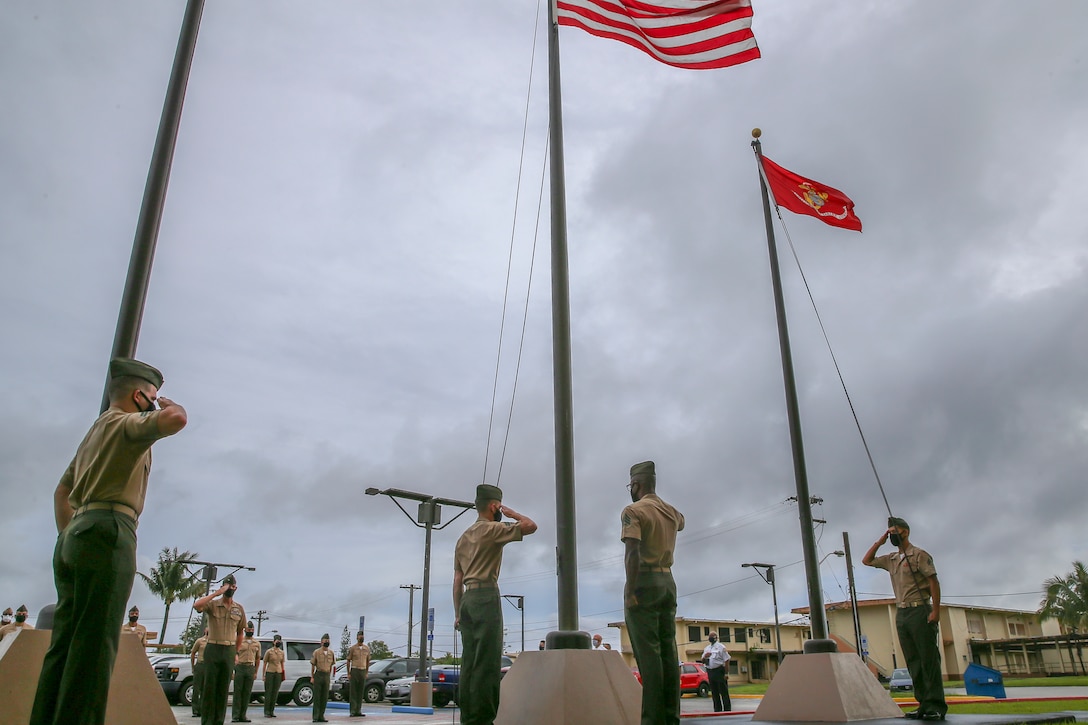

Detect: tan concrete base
753,652,904,722
0,628,175,725
409,679,433,707
495,650,641,725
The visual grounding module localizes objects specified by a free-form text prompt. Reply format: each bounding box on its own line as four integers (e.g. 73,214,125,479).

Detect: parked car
328,662,349,702
633,662,710,698
155,637,325,707
889,668,914,692
341,657,433,704
384,664,461,708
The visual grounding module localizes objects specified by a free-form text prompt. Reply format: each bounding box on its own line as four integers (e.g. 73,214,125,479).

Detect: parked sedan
633,662,710,697
889,668,914,692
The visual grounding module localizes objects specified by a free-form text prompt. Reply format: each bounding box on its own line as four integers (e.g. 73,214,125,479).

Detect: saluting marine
453,484,537,725
194,575,246,725
30,358,186,725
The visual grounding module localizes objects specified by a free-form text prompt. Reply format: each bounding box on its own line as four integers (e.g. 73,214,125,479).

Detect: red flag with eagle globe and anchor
760,156,862,231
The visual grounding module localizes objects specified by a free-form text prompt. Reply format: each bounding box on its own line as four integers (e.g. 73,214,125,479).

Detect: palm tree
138,547,205,644
1038,560,1088,675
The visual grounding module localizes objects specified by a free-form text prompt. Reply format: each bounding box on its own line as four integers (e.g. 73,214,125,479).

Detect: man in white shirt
701,631,731,712
592,634,603,650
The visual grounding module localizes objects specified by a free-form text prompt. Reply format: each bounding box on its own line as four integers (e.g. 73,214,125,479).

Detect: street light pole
743,562,783,665
502,595,525,653
366,488,475,692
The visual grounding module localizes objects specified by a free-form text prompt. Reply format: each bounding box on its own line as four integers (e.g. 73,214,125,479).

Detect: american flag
557,0,760,70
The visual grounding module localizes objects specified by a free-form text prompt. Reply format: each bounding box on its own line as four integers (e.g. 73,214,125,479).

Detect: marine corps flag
760,156,862,231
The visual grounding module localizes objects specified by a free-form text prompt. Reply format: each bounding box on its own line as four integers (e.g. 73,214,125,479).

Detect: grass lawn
948,701,1088,715
945,676,1088,688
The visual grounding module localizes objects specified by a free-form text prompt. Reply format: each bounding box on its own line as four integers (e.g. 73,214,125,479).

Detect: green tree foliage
339,626,351,660
368,640,394,659
137,547,205,644
1038,560,1088,675
435,652,460,665
179,617,205,652
1039,561,1088,631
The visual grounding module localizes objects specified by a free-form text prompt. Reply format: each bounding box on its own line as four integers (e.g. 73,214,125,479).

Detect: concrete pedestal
409,680,432,708
496,649,641,725
0,628,174,725
753,652,904,722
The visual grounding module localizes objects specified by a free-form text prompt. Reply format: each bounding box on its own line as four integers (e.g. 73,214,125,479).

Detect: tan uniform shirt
0,621,34,639
311,647,336,673
620,493,685,569
454,520,523,585
62,406,170,516
205,598,246,645
191,636,208,663
237,637,262,666
263,646,286,674
347,642,370,671
121,622,148,646
869,545,937,605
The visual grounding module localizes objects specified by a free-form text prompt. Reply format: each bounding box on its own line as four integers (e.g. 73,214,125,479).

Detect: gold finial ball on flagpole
752,128,762,139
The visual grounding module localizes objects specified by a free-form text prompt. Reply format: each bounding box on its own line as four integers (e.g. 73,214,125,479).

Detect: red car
632,662,710,698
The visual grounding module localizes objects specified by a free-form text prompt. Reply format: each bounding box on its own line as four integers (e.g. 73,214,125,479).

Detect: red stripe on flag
558,0,760,71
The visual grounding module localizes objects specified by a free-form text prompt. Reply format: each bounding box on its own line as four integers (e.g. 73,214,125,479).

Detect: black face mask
223,588,235,599
274,642,282,648
15,614,27,623
890,532,902,547
709,637,717,644
129,616,139,623
322,641,330,648
493,508,502,522
246,631,254,637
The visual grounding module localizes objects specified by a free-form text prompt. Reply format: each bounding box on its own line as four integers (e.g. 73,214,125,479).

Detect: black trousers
264,672,283,716
202,643,234,725
708,665,731,712
459,588,503,725
193,661,205,715
897,605,947,716
349,668,366,715
625,572,680,725
30,511,137,725
232,663,255,721
312,671,330,721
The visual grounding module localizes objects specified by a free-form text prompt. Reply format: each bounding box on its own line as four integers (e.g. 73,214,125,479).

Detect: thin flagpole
101,0,205,412
751,130,832,646
546,0,581,636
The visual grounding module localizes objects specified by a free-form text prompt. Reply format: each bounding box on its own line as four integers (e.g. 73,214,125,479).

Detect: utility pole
400,584,420,659
254,610,268,636
743,562,783,665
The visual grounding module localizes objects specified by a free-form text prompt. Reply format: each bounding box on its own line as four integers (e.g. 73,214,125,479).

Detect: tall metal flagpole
751,130,834,649
546,0,583,640
100,0,205,413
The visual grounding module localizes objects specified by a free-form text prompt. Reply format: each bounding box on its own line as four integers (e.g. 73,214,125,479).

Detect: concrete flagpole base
496,649,642,725
0,628,175,725
409,680,433,709
753,651,904,722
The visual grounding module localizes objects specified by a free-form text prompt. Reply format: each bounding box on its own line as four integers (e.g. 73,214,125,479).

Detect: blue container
963,662,1006,699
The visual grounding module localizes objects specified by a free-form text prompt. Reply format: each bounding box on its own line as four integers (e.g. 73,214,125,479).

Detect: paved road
171,688,1088,724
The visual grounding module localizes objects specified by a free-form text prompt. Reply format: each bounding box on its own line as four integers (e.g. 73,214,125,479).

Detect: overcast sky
2,1,1087,655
